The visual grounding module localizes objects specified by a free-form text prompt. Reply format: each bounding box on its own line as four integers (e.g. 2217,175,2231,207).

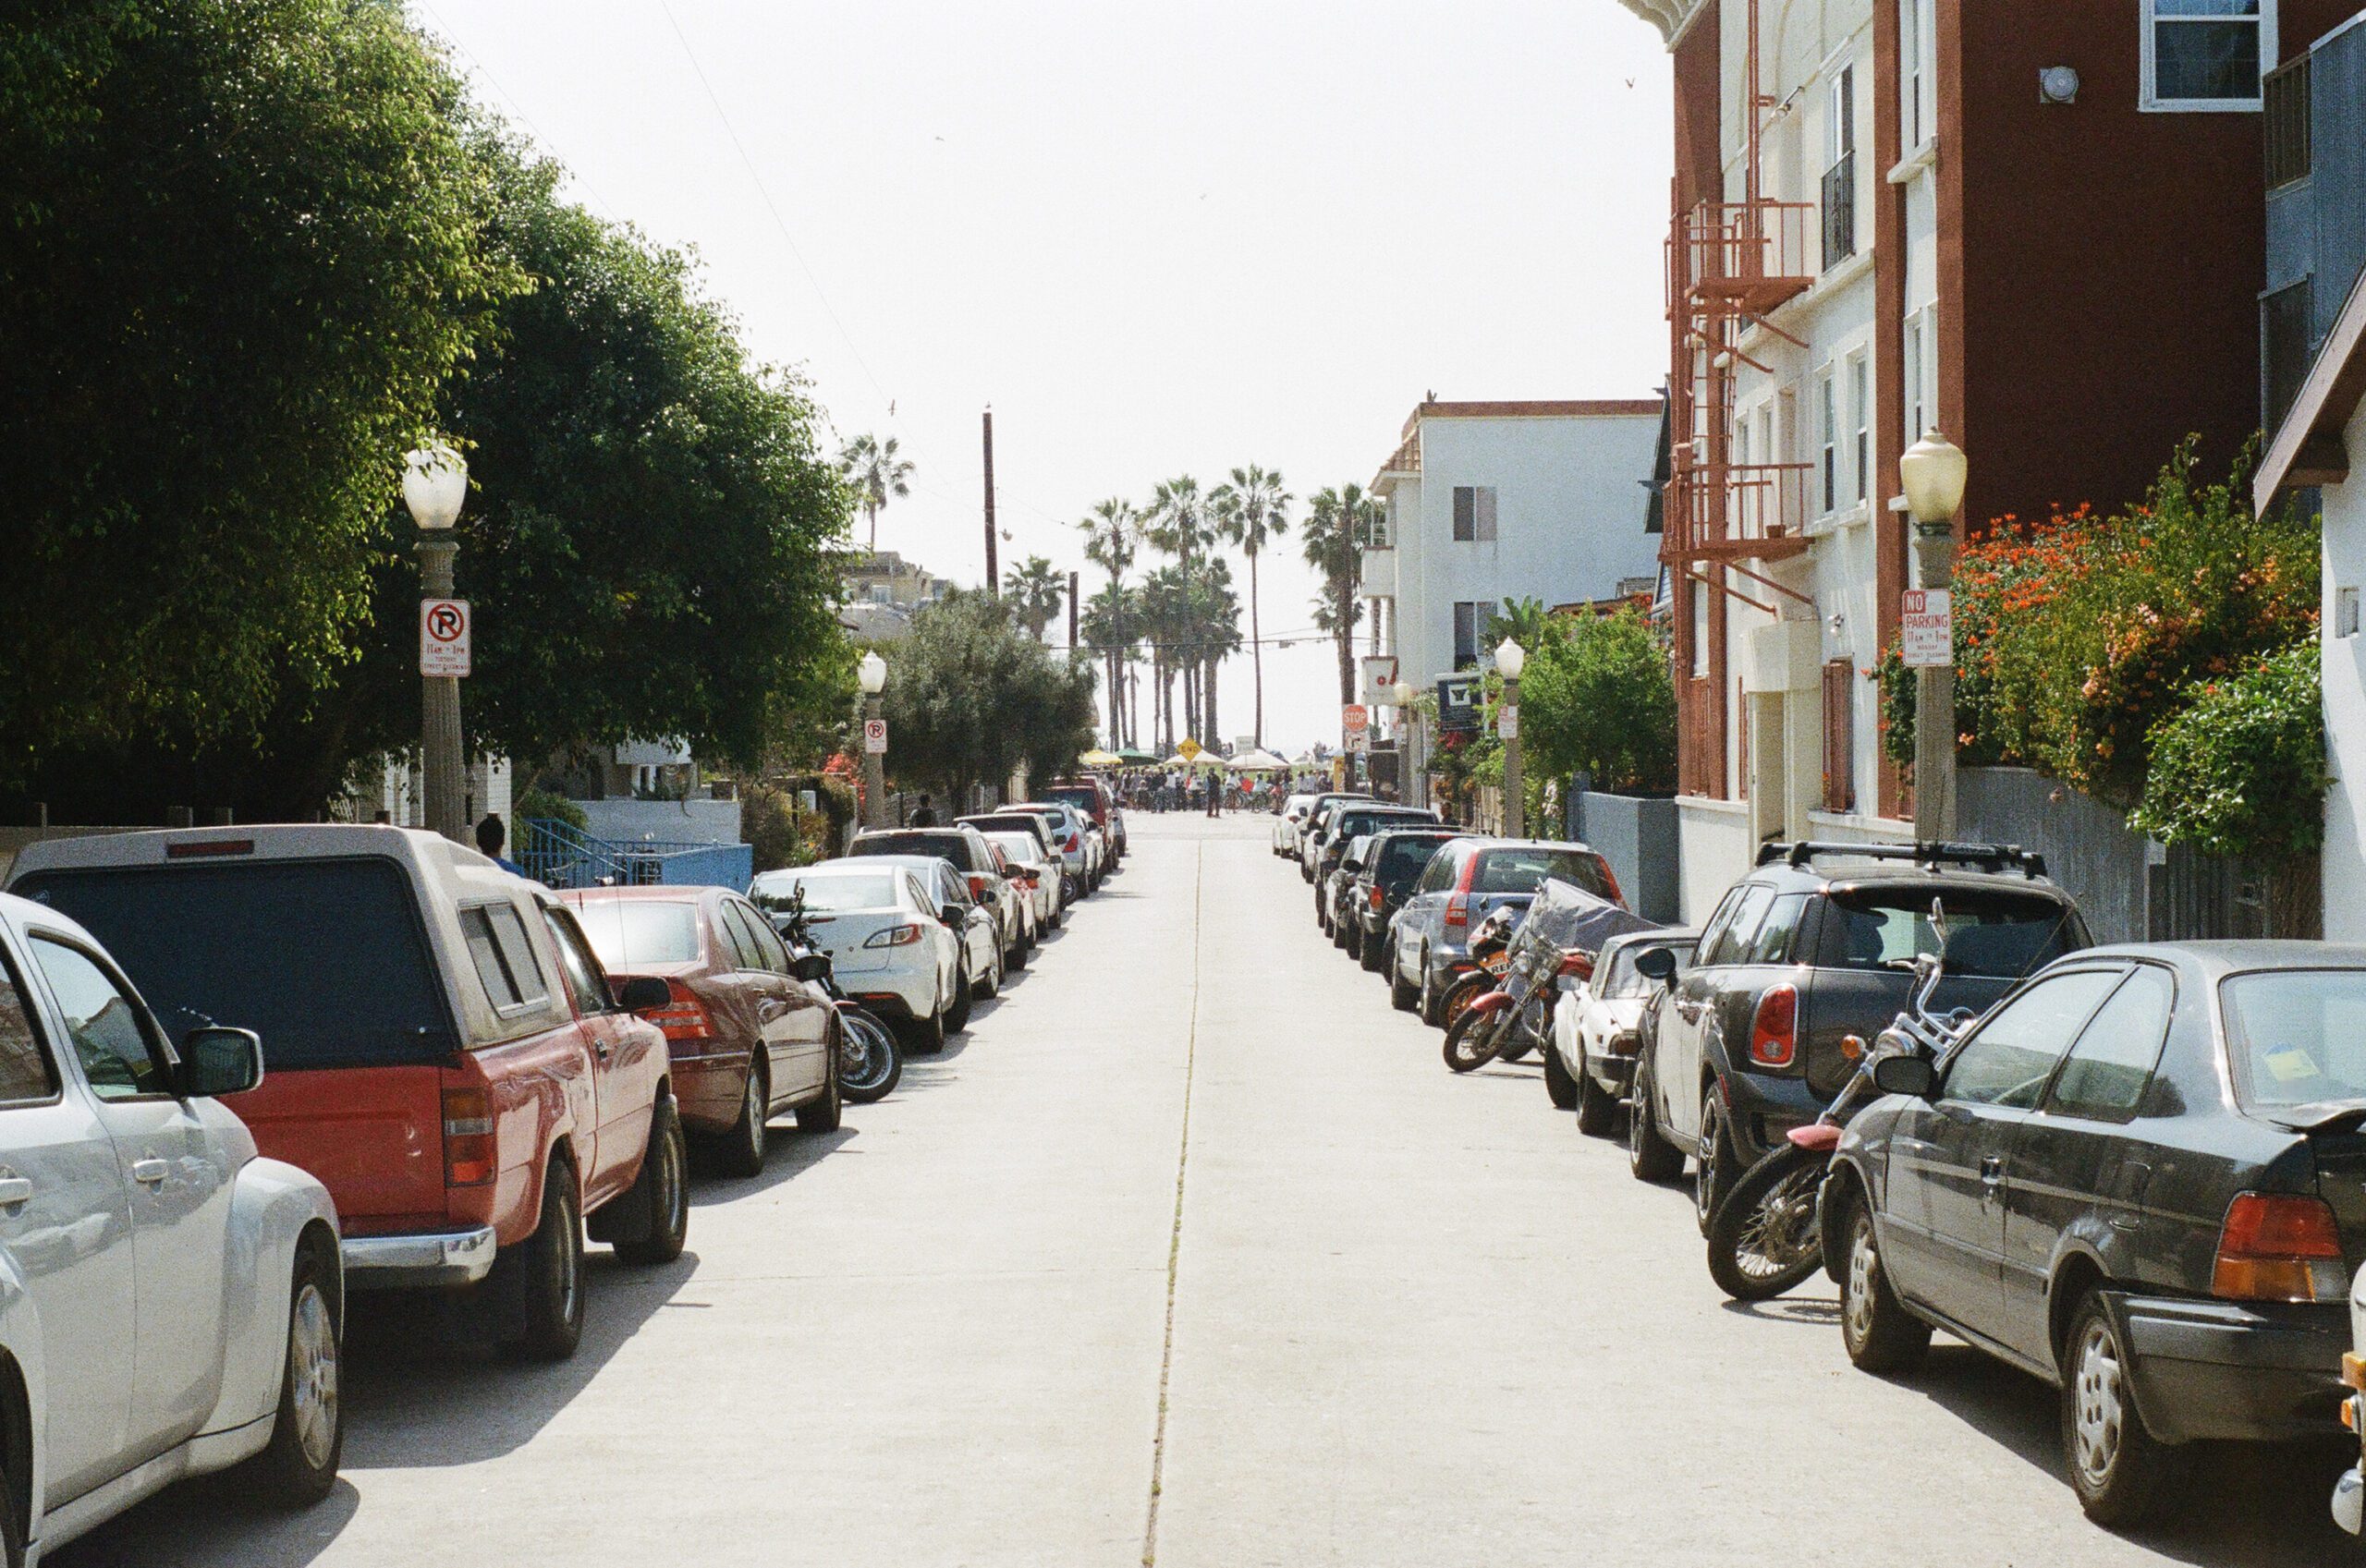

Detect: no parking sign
421,599,470,677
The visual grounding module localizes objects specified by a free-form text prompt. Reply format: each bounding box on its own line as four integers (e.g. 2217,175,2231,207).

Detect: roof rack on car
1752,840,2049,880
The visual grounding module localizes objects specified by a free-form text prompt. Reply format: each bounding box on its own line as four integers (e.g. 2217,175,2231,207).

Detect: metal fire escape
1662,0,1816,609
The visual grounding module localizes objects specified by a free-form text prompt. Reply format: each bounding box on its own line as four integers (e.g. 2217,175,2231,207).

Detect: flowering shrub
1878,443,2320,856
2128,643,2326,859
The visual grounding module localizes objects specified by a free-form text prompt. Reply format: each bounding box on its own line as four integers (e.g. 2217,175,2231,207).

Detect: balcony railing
1661,462,1813,565
1821,152,1857,271
1671,200,1816,315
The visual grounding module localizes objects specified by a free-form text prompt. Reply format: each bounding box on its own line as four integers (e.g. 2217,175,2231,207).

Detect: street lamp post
858,650,889,830
1495,637,1527,838
403,444,469,843
1900,431,1969,841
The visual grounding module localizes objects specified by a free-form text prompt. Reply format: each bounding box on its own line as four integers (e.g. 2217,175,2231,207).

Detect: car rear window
571,899,701,968
1473,848,1611,897
15,858,456,1069
1046,786,1100,816
1818,889,2084,978
984,833,1042,863
851,832,974,868
758,872,899,914
2220,968,2366,1109
1376,835,1455,879
1603,939,1697,998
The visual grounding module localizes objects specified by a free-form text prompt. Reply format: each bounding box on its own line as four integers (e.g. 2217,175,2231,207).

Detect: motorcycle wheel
1705,1145,1829,1302
1443,1006,1504,1074
1438,973,1490,1036
836,1007,903,1103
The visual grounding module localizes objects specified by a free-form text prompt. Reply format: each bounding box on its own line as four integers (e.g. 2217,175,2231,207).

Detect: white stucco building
1360,399,1663,707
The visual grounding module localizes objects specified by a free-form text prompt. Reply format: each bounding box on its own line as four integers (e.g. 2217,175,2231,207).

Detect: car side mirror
941,905,963,926
790,952,832,983
1872,1055,1938,1099
1633,946,1677,984
178,1027,262,1099
615,976,673,1013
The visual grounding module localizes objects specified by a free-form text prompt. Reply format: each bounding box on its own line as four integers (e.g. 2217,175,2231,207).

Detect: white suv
0,891,343,1562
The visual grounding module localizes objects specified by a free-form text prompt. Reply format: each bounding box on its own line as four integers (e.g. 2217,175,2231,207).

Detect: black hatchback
1825,942,2366,1526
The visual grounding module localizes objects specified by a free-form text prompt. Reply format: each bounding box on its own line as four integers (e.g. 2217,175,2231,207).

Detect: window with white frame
2143,0,2274,111
1903,312,1930,444
1452,601,1485,668
1899,0,1935,149
1450,485,1497,542
1848,354,1870,504
1689,578,1710,677
1817,371,1838,515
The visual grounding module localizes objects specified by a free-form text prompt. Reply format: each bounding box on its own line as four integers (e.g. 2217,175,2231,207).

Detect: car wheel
1694,1094,1736,1238
502,1160,585,1361
0,1450,19,1568
1574,1044,1619,1136
1389,942,1420,1012
1419,960,1445,1027
2062,1292,2185,1525
1360,927,1386,973
1062,870,1081,905
1838,1187,1931,1374
1627,1059,1685,1184
1543,1042,1580,1110
906,991,948,1054
714,1053,769,1178
945,959,974,1033
1008,930,1031,969
797,1059,844,1134
614,1098,689,1266
238,1235,343,1508
1343,921,1363,962
976,945,1002,999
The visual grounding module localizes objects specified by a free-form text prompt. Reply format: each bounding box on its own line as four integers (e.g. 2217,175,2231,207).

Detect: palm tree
1139,564,1193,750
1189,557,1242,746
1210,465,1290,748
1301,486,1372,706
838,432,914,551
1077,498,1140,739
1080,581,1138,747
1006,554,1066,641
1144,476,1214,736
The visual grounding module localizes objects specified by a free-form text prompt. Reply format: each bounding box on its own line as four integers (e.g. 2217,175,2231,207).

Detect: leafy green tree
1006,555,1067,642
1516,606,1677,796
839,432,912,551
2129,641,2327,860
1212,465,1290,747
0,0,519,783
880,590,1096,800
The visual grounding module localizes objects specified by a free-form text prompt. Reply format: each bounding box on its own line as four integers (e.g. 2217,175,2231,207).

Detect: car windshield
852,832,971,867
2220,969,2366,1109
984,834,1043,864
570,899,701,967
1822,889,2082,978
1046,786,1099,814
966,816,1044,839
15,859,455,1068
1602,940,1695,998
1473,848,1609,897
752,873,898,913
1376,836,1454,879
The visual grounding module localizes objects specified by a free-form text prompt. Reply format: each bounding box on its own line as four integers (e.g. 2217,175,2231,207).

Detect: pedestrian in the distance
909,793,939,827
475,813,528,877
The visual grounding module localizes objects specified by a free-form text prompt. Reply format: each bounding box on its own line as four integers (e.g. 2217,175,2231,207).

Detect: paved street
57,812,2357,1568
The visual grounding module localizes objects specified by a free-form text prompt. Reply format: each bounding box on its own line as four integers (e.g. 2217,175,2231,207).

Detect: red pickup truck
12,825,688,1361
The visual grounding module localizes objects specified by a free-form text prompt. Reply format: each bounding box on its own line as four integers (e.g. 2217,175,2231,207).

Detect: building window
1453,601,1482,668
2142,0,2273,112
1903,312,1929,444
1822,67,1857,270
2340,587,2360,638
1899,0,1934,149
1848,354,1870,504
1451,485,1497,542
1817,371,1838,515
1689,580,1710,678
1821,660,1857,812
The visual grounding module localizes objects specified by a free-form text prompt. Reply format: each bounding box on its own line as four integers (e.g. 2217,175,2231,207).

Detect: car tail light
640,978,716,1040
2214,1192,2348,1302
1368,885,1384,910
1749,984,1798,1067
966,872,991,900
1065,832,1080,850
442,1086,495,1187
865,922,924,948
1556,950,1595,980
1445,894,1470,930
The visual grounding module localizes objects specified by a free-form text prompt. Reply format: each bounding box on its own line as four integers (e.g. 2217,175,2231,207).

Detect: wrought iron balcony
1660,461,1812,565
1671,200,1816,317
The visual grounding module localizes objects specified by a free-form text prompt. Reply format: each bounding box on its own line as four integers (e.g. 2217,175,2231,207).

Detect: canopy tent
1226,748,1290,772
1163,751,1222,769
1077,748,1122,769
1114,748,1160,766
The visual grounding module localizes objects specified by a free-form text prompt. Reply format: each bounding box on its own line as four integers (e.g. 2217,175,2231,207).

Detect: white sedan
751,863,969,1051
982,831,1065,931
1547,929,1697,1133
1274,793,1316,857
0,891,343,1562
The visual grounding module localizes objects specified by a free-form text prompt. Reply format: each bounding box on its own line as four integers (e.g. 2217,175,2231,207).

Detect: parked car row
1294,828,2366,1535
0,787,1128,1563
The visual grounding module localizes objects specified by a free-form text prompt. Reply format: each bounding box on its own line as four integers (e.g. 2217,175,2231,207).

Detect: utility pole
982,407,999,595
1067,569,1079,650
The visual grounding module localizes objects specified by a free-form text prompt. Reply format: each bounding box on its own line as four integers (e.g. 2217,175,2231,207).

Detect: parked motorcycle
1444,881,1665,1075
1702,948,1972,1301
770,889,904,1104
1435,906,1519,1040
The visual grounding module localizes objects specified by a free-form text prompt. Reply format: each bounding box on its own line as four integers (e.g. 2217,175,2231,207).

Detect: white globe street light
407,443,470,844
1493,637,1527,681
1899,430,1969,526
858,650,888,695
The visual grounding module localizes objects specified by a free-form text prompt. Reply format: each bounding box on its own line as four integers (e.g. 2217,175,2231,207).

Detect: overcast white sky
415,0,1675,755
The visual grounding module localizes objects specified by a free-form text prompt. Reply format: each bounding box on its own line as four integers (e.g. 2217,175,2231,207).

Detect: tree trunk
1335,586,1357,705
867,502,878,551
1203,658,1219,746
1249,551,1264,748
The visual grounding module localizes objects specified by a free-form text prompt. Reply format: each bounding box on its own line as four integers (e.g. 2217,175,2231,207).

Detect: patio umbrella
1078,748,1122,769
1226,748,1289,772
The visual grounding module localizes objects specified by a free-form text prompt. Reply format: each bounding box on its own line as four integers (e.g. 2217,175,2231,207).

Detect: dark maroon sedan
564,886,840,1175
